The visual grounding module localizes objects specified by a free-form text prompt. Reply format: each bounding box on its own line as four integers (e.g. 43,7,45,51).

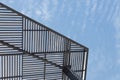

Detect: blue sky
0,0,120,80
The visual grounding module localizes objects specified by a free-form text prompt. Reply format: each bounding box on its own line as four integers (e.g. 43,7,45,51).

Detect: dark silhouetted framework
0,3,88,80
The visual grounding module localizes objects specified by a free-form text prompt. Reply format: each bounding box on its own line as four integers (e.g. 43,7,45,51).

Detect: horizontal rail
0,76,22,79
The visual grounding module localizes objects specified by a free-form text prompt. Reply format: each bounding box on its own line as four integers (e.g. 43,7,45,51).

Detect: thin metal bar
81,51,85,79
0,75,22,79
0,40,62,68
1,57,2,78
32,50,85,54
4,56,5,79
84,50,89,80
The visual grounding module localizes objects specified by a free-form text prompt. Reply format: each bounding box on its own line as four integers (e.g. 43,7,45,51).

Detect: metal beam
0,40,62,68
63,66,82,80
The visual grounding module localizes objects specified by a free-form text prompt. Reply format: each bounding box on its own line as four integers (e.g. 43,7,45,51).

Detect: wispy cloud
91,0,97,13
107,3,120,80
81,0,98,33
81,22,87,33
40,0,51,21
114,14,120,64
12,0,58,22
35,0,58,21
113,0,120,65
88,47,114,80
111,74,120,80
0,0,60,22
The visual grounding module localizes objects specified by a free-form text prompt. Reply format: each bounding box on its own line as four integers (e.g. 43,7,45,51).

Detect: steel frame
0,3,88,80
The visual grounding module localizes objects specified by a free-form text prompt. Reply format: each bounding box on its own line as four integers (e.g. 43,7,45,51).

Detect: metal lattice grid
0,3,88,80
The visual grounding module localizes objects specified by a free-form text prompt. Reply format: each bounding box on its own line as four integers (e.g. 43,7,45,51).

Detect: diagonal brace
0,40,62,68
0,40,82,80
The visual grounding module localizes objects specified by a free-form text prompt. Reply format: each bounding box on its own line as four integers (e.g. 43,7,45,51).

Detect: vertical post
22,17,24,79
63,39,71,80
84,49,89,80
44,30,48,80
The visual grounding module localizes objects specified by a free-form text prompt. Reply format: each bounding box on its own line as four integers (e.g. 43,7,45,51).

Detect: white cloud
52,0,58,6
35,9,42,16
38,0,58,21
91,0,97,13
114,15,120,36
59,0,66,14
106,0,118,21
41,0,50,21
111,74,120,80
88,47,114,79
14,0,58,21
114,16,120,64
81,23,86,33
113,3,120,65
8,0,14,4
114,17,120,29
86,0,91,7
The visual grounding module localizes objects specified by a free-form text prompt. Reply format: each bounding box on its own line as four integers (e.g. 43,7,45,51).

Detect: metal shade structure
0,3,88,80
